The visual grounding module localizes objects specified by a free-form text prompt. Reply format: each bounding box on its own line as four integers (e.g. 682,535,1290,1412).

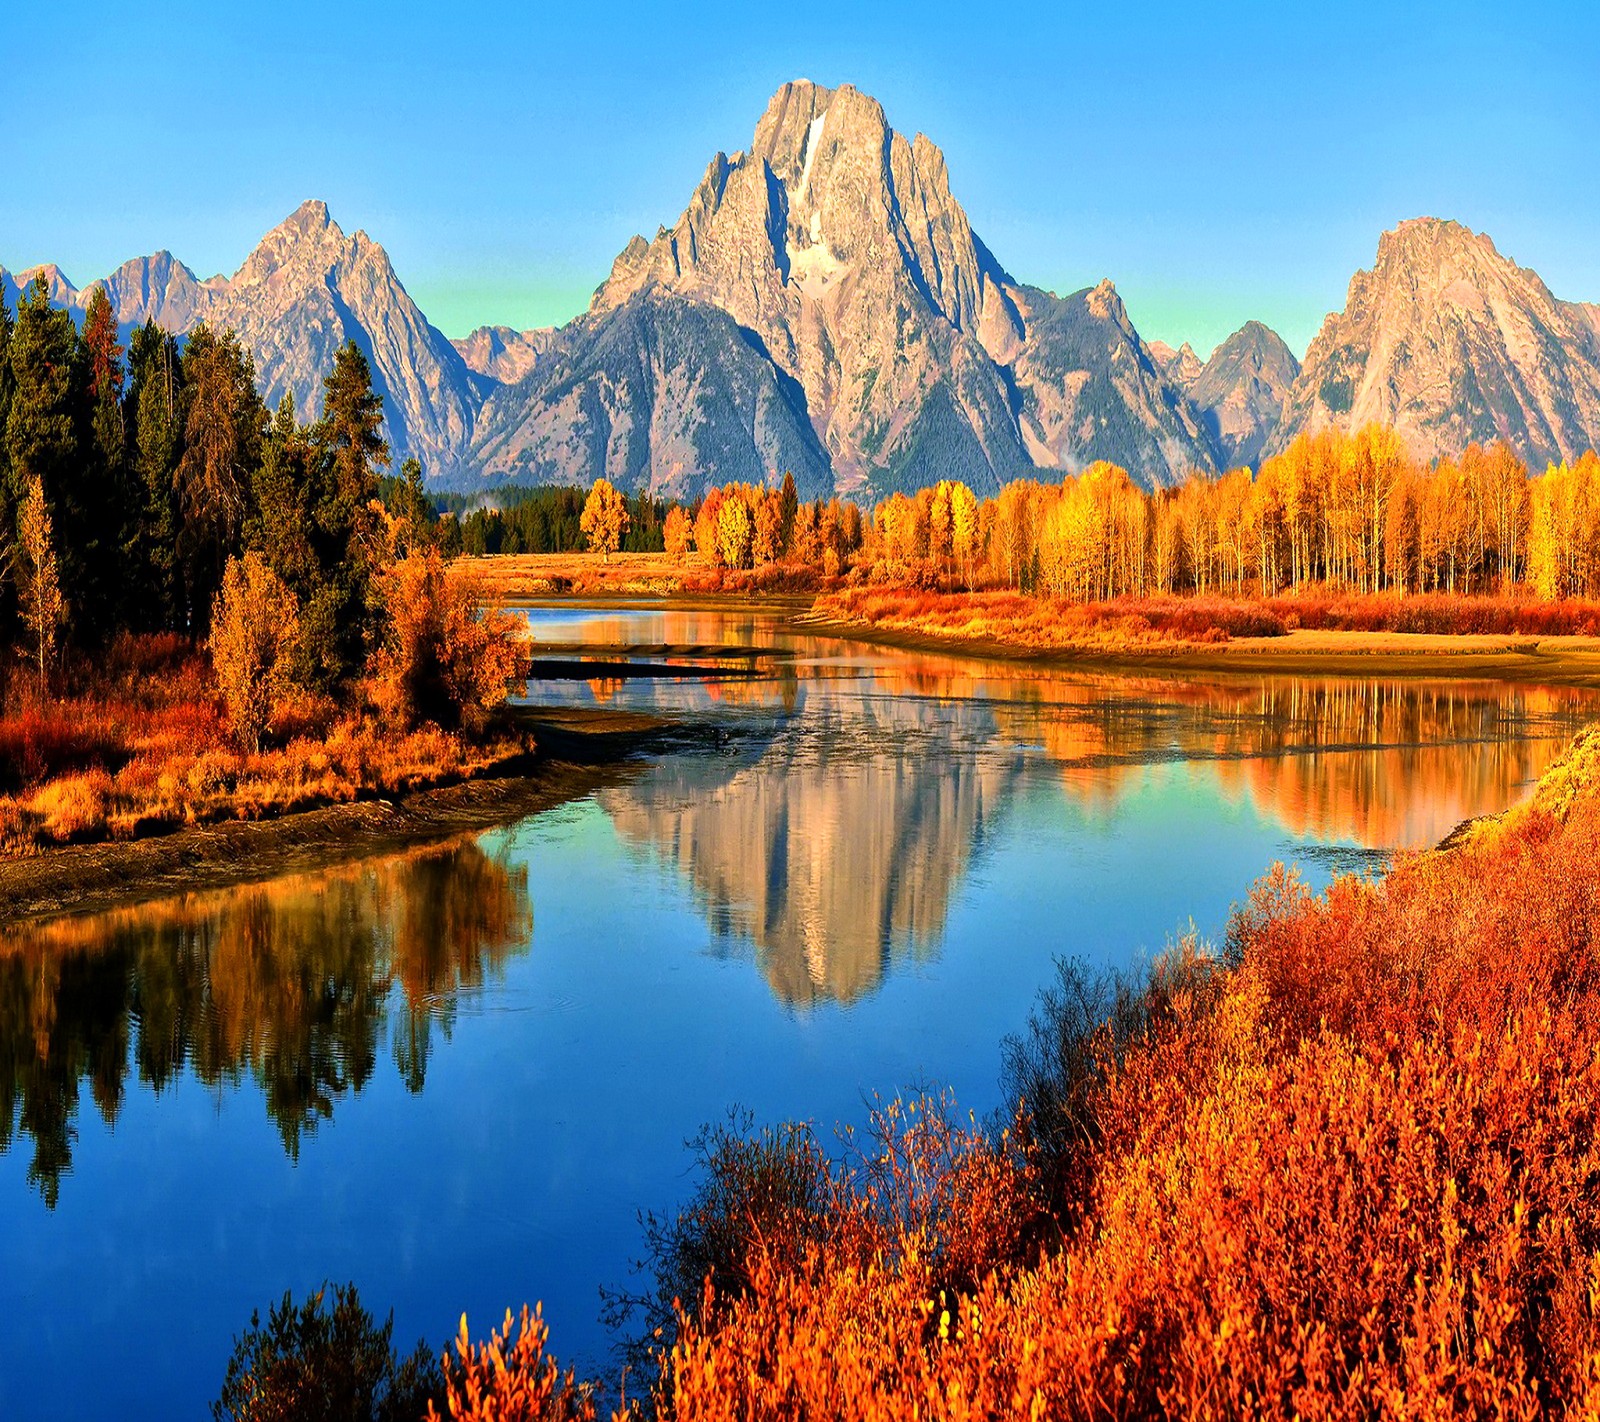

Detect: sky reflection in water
3,606,1597,1420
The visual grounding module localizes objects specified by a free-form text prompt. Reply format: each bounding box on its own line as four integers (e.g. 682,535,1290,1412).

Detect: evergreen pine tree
305,340,389,684
5,278,78,646
0,286,16,647
68,286,130,637
778,470,798,557
126,321,184,630
175,323,266,630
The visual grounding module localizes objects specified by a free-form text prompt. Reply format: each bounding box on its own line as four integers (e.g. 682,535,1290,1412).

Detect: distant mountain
97,251,225,332
1273,218,1600,469
471,291,835,499
1189,321,1300,470
452,324,555,384
471,79,1219,494
1149,339,1203,388
2,202,483,477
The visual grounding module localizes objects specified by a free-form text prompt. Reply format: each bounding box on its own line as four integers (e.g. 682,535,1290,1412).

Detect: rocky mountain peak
285,198,334,235
1085,278,1123,324
481,79,1220,494
234,200,352,287
1189,321,1300,469
1272,217,1600,469
15,263,79,303
1149,340,1203,388
1374,215,1496,268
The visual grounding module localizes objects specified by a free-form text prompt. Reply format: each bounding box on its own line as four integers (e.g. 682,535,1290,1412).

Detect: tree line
0,275,459,707
572,426,1600,602
854,428,1600,600
431,483,671,557
569,422,1600,598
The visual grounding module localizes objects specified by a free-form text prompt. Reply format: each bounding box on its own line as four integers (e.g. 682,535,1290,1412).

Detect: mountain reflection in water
525,610,1600,1009
0,839,530,1206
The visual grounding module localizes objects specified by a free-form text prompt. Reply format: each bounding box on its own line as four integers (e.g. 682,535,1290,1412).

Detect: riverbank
0,706,669,924
802,611,1600,680
801,588,1600,682
471,558,1600,681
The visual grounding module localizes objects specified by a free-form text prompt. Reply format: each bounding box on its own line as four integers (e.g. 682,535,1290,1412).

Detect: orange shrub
368,550,527,734
0,629,527,856
428,1307,595,1422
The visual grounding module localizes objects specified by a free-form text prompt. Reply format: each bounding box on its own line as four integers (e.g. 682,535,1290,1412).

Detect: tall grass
817,585,1600,650
0,636,525,854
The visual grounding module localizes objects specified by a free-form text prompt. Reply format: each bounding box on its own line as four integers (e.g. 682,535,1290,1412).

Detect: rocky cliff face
17,131,1600,495
1273,219,1600,469
1188,321,1300,470
471,291,835,498
471,79,1219,494
207,201,482,473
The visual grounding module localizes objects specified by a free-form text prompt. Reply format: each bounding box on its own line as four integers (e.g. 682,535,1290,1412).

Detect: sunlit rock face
1273,218,1600,470
601,689,1026,1007
473,79,1220,496
451,324,555,385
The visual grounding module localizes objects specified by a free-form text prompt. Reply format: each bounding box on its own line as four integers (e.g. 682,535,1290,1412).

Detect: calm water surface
4,606,1599,1418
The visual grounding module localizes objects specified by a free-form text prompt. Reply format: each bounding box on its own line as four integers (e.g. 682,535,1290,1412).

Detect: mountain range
6,79,1600,493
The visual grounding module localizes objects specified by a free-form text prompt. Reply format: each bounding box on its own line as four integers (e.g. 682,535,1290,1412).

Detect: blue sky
4,0,1595,357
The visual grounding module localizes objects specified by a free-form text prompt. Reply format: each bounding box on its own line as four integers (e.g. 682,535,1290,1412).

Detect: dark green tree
0,286,16,647
69,286,132,636
175,323,265,631
5,277,77,508
389,457,434,554
317,339,389,518
778,469,798,557
304,341,389,684
126,321,184,630
5,279,78,646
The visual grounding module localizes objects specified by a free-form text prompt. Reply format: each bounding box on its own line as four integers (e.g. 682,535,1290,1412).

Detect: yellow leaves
580,478,631,562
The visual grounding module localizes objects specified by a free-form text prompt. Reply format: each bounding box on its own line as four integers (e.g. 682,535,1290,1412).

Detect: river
3,604,1597,1418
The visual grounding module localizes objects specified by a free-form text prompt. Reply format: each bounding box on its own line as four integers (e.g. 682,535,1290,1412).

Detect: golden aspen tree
716,493,755,569
949,482,979,587
663,506,693,558
18,474,64,691
580,478,630,562
695,489,725,566
753,489,785,566
210,551,301,752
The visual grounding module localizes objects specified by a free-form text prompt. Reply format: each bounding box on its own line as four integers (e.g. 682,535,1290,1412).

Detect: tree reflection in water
0,839,531,1206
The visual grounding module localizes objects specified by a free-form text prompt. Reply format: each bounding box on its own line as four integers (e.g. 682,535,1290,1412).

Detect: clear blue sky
4,0,1595,358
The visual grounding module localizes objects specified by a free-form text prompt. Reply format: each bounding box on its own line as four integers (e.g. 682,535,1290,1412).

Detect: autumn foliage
210,551,302,751
0,634,524,854
367,550,526,734
581,478,631,563
816,584,1600,653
